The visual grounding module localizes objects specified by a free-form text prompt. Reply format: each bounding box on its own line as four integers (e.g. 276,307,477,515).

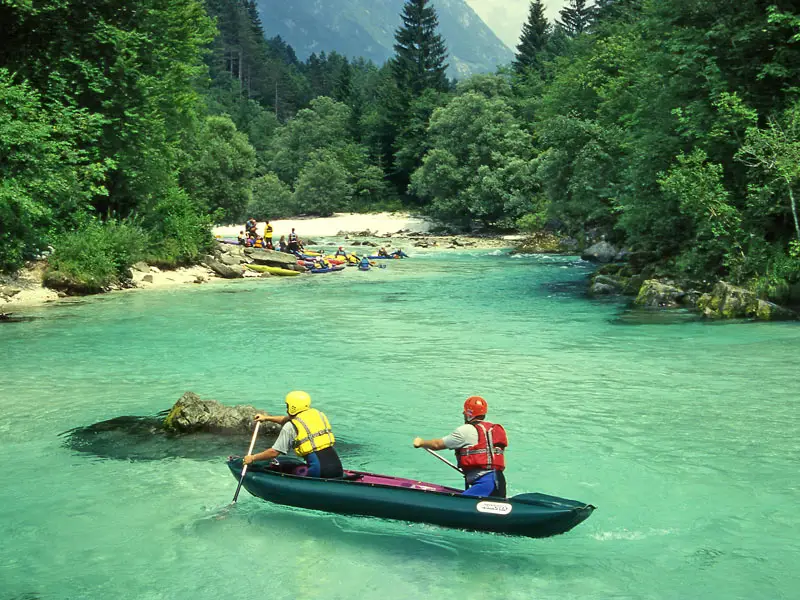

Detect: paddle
424,448,463,474
232,421,261,504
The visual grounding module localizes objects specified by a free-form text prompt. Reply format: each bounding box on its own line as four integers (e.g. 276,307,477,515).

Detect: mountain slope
255,0,514,77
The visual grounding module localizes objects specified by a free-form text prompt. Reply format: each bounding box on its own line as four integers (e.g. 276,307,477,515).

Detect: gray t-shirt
271,421,298,455
442,423,491,484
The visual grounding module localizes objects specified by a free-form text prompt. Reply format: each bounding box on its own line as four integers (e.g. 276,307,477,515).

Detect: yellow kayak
245,264,300,277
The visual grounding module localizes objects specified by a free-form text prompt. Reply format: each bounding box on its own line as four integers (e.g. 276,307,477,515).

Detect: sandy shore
1,213,519,311
213,211,433,239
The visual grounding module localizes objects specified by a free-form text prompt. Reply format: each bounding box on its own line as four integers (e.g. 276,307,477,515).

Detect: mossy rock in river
512,232,570,254
634,279,685,308
163,391,280,435
696,282,797,321
588,274,625,296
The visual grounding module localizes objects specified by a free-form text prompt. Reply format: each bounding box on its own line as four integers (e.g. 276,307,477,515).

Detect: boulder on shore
634,280,686,308
697,282,797,321
163,392,280,435
244,248,296,267
581,241,620,263
202,256,243,279
588,274,624,296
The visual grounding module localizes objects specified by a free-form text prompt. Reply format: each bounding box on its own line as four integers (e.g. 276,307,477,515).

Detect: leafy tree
181,116,257,222
0,69,108,272
737,101,800,242
394,89,449,195
659,150,744,277
248,173,295,219
410,90,539,227
145,186,215,268
293,151,353,216
269,96,352,184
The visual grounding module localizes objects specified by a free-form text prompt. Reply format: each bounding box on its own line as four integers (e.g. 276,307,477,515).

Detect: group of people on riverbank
243,391,507,498
238,218,303,254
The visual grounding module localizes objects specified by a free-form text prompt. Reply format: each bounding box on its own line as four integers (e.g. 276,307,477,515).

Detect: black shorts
306,446,343,478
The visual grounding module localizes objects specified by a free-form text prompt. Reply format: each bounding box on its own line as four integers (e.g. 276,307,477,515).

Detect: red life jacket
455,421,507,471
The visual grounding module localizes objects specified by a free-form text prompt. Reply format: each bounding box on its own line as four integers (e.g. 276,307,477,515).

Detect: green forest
1,0,799,300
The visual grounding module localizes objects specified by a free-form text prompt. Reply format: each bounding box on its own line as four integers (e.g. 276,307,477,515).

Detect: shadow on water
61,415,362,461
381,293,409,303
610,307,702,326
0,314,39,323
539,279,589,298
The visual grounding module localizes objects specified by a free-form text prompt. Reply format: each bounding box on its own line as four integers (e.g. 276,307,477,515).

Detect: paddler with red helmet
413,395,507,498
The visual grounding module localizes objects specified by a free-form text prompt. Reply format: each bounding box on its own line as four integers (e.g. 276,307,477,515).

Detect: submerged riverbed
1,249,798,599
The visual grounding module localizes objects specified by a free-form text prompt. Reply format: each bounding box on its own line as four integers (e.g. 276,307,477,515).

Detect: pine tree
557,0,597,37
513,0,551,74
390,0,449,97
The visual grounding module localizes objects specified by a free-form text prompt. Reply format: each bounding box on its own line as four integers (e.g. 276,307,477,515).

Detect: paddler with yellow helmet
244,391,343,478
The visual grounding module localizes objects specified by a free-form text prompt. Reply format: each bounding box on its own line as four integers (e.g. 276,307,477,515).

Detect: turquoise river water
1,248,798,599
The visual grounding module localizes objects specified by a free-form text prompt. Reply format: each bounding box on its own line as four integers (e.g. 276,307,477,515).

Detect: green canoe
227,457,595,538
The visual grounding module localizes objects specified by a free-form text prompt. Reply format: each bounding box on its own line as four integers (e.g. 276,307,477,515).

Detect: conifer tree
514,0,551,74
557,0,596,37
390,0,449,97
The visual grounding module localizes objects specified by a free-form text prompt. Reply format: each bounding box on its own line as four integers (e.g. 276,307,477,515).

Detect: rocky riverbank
1,229,515,313
577,242,799,321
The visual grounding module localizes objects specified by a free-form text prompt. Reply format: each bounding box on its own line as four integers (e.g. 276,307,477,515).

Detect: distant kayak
245,264,300,277
227,457,595,539
309,265,346,274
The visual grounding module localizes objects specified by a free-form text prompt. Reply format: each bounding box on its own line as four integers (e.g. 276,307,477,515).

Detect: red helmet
463,396,488,420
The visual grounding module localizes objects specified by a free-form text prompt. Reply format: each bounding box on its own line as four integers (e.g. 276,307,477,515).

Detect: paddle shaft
232,421,261,503
425,448,463,474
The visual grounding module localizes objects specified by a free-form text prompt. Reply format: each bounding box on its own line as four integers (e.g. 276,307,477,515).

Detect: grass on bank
43,194,215,294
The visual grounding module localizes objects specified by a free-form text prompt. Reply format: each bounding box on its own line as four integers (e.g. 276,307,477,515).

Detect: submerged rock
62,411,361,462
62,415,276,461
163,392,280,435
611,308,701,326
697,282,797,321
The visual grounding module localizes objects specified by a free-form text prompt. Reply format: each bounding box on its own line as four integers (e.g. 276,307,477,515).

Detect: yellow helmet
285,390,311,415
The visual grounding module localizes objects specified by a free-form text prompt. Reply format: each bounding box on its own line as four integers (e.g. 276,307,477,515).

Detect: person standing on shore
412,396,507,498
246,217,258,238
287,228,300,254
244,391,343,478
263,220,274,250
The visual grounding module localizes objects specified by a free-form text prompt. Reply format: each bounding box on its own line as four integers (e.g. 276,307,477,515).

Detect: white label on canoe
476,501,513,515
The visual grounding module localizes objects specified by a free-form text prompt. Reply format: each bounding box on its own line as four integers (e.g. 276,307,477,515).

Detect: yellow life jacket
264,224,273,238
291,409,335,457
